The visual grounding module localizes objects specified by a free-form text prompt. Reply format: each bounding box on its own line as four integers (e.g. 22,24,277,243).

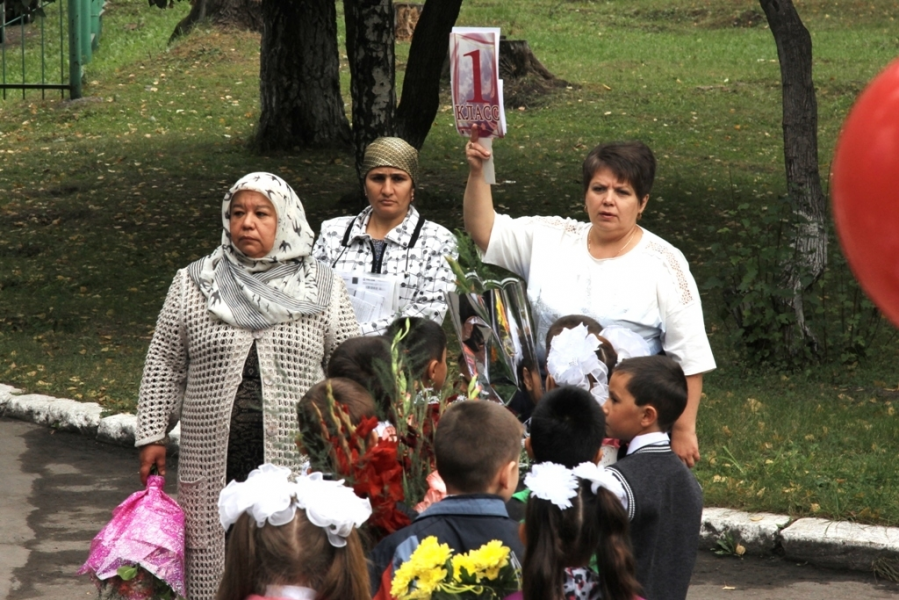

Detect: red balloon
832,58,899,328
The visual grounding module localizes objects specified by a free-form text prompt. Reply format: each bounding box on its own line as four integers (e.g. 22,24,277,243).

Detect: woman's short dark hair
582,141,656,201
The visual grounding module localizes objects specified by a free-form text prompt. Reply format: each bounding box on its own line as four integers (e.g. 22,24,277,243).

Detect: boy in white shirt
604,355,703,600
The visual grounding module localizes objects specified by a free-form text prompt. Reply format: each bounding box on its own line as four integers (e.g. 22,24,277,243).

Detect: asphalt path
3,416,899,600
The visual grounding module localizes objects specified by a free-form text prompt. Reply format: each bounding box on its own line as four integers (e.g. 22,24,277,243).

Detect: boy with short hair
604,355,703,600
368,400,525,599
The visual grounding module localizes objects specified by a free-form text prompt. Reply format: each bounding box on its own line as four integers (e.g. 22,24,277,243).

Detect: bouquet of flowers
297,391,411,538
78,475,185,600
390,536,520,600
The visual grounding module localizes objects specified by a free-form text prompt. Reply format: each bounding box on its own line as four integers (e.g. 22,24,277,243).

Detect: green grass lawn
1,0,898,525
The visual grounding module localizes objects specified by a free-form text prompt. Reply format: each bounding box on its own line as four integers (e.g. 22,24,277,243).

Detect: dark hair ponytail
591,488,640,600
522,481,640,600
522,499,565,600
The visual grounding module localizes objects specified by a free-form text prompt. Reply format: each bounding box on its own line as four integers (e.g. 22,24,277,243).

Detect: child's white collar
264,584,317,600
626,431,669,456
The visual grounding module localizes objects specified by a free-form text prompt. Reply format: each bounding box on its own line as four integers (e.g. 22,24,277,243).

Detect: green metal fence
0,0,104,100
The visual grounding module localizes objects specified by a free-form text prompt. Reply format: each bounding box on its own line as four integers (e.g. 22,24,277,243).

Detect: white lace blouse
483,213,715,376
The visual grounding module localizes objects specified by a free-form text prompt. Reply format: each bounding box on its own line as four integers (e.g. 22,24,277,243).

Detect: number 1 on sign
463,49,486,103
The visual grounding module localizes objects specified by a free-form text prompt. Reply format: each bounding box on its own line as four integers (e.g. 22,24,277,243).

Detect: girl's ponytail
522,498,565,600
592,488,640,600
316,529,370,600
216,513,260,600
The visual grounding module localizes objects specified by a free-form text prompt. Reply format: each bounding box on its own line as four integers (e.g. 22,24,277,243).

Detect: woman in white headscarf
134,173,359,600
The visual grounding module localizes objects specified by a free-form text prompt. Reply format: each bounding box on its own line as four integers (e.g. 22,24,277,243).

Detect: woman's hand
465,129,492,175
670,426,700,468
463,129,496,252
139,443,167,485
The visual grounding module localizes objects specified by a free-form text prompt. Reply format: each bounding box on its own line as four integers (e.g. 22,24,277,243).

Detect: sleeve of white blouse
359,223,459,336
135,271,189,447
481,212,536,279
324,275,362,368
656,250,716,376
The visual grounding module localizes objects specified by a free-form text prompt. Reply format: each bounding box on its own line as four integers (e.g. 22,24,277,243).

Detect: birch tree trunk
759,0,828,355
255,0,351,151
344,0,396,185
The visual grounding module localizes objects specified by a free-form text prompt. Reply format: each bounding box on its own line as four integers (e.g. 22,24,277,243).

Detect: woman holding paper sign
314,137,458,336
135,173,359,600
463,134,715,468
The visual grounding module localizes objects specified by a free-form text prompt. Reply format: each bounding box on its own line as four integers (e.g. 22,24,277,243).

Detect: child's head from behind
217,468,371,600
296,378,377,468
604,355,687,441
528,385,605,468
386,317,448,389
523,470,638,600
326,336,394,416
435,401,522,500
545,315,617,378
220,510,368,600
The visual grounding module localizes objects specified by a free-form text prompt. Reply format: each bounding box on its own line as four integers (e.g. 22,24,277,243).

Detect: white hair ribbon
525,461,627,510
598,326,652,363
524,462,579,510
218,463,372,548
547,324,610,404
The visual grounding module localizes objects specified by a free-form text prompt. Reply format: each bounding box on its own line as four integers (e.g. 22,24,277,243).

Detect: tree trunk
255,0,351,151
394,0,463,149
344,0,396,184
169,0,262,42
759,0,827,355
499,40,556,80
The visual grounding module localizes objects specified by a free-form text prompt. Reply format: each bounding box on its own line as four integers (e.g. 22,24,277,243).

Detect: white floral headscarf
188,172,331,329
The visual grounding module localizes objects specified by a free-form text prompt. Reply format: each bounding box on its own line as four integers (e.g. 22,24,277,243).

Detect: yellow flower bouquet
390,536,520,600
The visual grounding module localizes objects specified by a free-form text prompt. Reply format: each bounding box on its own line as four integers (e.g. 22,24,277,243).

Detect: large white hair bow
547,324,609,404
599,326,652,362
525,461,626,510
218,463,372,548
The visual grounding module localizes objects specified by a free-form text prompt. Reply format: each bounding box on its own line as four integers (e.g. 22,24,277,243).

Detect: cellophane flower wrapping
78,474,186,598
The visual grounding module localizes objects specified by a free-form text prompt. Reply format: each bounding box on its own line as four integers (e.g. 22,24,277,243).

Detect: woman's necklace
588,225,638,258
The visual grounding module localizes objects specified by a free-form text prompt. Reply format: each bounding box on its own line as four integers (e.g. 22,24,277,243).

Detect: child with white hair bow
546,322,636,467
517,461,643,600
216,464,372,600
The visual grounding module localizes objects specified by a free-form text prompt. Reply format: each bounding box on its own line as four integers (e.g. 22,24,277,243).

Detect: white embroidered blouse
483,213,715,376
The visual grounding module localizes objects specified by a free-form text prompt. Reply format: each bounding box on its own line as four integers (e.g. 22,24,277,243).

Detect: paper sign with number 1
450,27,506,139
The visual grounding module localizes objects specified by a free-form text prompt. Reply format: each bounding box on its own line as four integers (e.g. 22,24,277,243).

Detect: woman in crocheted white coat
463,133,715,469
135,173,360,600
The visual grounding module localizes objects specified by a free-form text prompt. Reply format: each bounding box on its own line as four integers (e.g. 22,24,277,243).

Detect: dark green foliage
705,197,888,369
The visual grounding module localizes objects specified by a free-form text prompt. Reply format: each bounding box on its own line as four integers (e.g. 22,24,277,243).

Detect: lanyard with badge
331,212,426,324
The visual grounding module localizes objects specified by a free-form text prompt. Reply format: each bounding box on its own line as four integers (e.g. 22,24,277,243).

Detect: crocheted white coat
135,268,360,600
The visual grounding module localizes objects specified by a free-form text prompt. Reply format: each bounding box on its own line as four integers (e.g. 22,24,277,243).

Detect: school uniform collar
415,493,510,520
347,205,422,248
626,431,670,456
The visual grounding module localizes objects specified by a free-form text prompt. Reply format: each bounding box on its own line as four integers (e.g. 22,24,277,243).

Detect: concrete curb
0,383,180,450
2,383,898,575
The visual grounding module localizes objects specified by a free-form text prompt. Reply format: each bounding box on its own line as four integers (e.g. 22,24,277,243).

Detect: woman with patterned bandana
314,137,458,336
135,172,359,600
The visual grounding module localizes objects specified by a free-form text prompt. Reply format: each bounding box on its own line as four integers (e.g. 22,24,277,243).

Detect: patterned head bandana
188,173,332,329
361,137,419,186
